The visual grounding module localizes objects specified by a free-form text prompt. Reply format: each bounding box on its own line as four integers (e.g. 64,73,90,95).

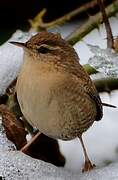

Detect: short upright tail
102,102,117,108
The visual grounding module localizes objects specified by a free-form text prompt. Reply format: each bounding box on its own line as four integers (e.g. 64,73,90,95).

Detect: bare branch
66,0,118,45
97,0,114,49
29,0,104,30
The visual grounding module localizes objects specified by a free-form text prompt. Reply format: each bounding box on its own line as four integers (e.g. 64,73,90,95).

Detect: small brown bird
10,32,106,172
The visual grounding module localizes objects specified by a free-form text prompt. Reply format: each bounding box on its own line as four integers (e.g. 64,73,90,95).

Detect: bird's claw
82,161,96,173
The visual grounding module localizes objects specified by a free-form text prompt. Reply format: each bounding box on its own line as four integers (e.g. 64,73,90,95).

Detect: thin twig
97,0,114,49
21,131,41,153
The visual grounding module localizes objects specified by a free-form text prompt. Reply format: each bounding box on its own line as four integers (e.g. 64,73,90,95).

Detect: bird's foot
82,160,96,173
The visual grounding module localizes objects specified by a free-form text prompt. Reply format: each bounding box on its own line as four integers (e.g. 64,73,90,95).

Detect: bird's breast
16,60,70,138
16,58,97,140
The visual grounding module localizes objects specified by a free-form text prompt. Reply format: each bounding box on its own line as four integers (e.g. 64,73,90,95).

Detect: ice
0,118,16,151
88,44,118,78
0,151,118,180
0,30,36,95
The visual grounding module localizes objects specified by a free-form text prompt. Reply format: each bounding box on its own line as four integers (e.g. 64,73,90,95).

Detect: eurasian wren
11,32,103,172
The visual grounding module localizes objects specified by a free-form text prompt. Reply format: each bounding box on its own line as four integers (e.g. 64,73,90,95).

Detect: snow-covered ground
0,14,118,179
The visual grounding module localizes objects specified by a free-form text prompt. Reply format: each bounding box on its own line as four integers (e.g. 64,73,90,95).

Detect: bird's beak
9,41,26,48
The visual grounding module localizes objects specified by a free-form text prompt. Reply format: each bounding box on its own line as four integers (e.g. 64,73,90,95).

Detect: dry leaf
0,104,27,149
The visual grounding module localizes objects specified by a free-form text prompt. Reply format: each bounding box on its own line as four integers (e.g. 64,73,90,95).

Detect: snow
0,30,35,95
0,151,78,180
0,151,118,180
0,13,118,180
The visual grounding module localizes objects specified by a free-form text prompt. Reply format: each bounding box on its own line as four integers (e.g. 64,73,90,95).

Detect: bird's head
10,31,79,64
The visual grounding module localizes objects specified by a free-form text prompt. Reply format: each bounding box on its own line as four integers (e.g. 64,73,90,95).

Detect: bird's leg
21,131,41,153
78,135,95,172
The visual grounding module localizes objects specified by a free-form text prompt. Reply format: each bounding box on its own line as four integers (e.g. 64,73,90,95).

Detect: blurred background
0,0,113,44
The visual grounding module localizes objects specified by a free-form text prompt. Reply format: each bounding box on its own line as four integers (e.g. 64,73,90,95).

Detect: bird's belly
16,70,96,140
16,72,74,140
16,75,63,138
17,78,95,140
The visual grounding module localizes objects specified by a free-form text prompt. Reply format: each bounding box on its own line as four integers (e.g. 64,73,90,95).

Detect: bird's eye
37,46,49,54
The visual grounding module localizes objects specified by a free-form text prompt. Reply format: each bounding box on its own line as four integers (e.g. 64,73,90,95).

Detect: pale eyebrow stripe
37,44,61,51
